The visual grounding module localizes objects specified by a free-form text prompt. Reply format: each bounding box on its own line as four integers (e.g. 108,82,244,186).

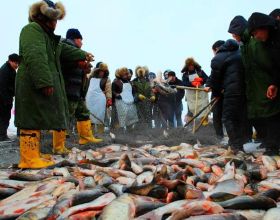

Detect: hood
228,15,247,35
218,39,239,52
248,12,276,34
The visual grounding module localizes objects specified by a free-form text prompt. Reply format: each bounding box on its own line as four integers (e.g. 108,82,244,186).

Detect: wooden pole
192,85,199,134
176,85,206,92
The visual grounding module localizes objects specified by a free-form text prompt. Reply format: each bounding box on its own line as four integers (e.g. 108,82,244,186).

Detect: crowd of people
0,0,279,169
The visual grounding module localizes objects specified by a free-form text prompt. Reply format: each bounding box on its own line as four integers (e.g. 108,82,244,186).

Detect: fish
46,186,109,219
165,200,223,220
56,192,116,220
262,207,280,220
262,156,277,172
0,187,18,200
218,195,276,210
184,213,247,220
16,199,56,220
207,179,244,197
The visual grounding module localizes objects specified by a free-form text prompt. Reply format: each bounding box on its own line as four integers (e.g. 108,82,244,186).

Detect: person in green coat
228,13,280,155
15,0,93,168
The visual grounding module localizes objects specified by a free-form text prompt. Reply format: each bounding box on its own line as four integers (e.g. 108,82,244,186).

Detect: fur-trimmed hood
181,57,201,73
29,1,66,22
135,65,149,78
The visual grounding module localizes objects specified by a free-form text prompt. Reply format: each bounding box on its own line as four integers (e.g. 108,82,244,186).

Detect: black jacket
182,69,208,87
209,39,246,98
61,39,85,101
0,62,16,104
168,77,185,107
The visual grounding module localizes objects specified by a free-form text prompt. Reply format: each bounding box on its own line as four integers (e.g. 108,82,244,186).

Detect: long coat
15,22,86,130
241,30,280,119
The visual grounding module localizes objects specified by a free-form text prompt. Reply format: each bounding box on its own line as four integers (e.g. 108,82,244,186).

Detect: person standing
15,0,93,168
86,62,112,135
0,54,20,141
181,58,209,124
133,66,155,129
56,28,102,154
205,40,225,140
112,67,138,132
209,39,249,150
167,71,185,127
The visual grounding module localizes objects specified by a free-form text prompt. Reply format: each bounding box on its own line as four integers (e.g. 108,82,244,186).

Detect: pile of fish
1,143,280,219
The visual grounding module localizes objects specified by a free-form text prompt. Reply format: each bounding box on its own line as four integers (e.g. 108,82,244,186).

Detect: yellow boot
77,120,103,145
18,130,54,169
53,130,71,155
97,124,105,134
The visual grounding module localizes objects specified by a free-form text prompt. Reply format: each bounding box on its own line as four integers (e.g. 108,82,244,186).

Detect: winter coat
209,39,246,98
241,29,280,119
15,22,86,130
112,78,135,103
61,39,85,101
0,62,16,105
182,68,208,87
168,77,185,108
132,77,154,102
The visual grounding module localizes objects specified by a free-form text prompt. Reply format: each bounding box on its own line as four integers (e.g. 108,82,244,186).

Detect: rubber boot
53,130,71,155
97,124,105,134
77,120,103,145
18,130,54,169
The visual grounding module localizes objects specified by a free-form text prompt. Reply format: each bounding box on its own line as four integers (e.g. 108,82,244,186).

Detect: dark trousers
251,112,280,149
0,101,12,137
175,102,183,127
212,96,224,138
158,101,174,128
222,96,249,148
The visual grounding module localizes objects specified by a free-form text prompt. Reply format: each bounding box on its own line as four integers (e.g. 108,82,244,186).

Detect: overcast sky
1,0,279,78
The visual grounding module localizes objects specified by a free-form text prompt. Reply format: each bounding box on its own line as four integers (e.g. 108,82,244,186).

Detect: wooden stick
184,97,216,128
176,85,206,92
192,86,199,134
194,97,220,133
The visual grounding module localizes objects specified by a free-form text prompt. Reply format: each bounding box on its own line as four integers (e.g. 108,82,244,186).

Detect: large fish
56,192,116,220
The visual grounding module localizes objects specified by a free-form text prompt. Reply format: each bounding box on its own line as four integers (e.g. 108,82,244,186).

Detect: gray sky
1,0,279,77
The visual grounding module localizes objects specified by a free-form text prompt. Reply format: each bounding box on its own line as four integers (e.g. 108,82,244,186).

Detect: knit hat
66,28,83,40
228,16,247,35
248,12,276,34
29,0,65,22
8,53,20,62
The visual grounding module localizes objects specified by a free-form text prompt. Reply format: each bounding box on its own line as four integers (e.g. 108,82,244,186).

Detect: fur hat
115,67,129,78
93,62,109,77
66,28,82,40
181,57,201,73
29,0,66,22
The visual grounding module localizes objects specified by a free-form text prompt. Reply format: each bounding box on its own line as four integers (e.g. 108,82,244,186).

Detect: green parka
15,22,86,130
241,31,280,119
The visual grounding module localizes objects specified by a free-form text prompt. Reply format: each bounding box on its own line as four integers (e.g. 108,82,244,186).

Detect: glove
115,95,122,100
41,86,54,96
191,77,203,87
150,96,156,102
267,85,278,100
106,98,112,107
138,94,146,101
78,61,92,73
